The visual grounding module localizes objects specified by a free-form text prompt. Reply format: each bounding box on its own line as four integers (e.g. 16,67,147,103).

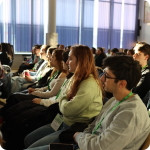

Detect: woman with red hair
25,45,104,150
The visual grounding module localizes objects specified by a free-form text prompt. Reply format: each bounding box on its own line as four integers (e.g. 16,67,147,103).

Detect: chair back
139,132,150,150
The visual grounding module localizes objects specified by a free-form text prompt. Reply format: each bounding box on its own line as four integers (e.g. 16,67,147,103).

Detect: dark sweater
132,66,150,105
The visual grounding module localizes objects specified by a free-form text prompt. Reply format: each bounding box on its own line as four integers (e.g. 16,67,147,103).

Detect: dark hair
67,46,71,50
91,47,96,54
48,47,56,55
115,52,126,56
134,42,150,60
63,50,69,63
128,49,134,55
34,45,42,49
111,48,119,54
103,56,141,90
44,45,50,53
124,49,128,54
97,47,106,58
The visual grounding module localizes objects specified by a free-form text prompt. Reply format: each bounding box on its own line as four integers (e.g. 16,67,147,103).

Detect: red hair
67,45,104,100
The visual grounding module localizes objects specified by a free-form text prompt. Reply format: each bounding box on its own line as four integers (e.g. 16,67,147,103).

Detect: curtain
0,0,45,52
0,0,139,52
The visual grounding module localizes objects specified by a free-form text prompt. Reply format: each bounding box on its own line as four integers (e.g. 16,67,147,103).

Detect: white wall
11,54,24,69
139,0,150,44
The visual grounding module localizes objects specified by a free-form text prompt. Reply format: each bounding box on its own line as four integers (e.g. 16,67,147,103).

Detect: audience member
91,47,96,57
132,42,150,105
73,55,150,150
127,49,134,56
0,43,10,66
59,45,65,50
95,47,106,67
119,48,123,52
11,45,50,93
0,49,64,117
1,51,70,150
24,45,104,149
111,48,119,55
124,48,128,55
106,49,111,56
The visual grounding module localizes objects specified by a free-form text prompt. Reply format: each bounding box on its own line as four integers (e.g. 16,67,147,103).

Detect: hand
25,75,32,82
28,88,35,94
32,98,42,104
73,132,80,144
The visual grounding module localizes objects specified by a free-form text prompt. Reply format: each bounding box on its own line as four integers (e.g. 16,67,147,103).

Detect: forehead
104,67,115,76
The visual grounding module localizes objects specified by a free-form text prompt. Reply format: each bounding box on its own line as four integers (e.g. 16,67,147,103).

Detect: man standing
74,56,150,150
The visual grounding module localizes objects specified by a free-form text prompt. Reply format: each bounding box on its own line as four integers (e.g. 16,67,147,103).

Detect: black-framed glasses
103,71,117,80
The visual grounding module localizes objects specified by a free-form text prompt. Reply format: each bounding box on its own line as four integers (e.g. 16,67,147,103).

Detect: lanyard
48,71,59,90
55,79,68,100
142,64,148,70
94,56,98,60
92,91,133,134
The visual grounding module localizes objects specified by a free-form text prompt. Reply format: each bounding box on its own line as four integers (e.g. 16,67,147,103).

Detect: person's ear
118,80,127,89
145,54,149,60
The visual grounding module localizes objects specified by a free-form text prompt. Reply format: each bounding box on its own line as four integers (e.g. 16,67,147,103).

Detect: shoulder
58,72,67,78
79,75,100,90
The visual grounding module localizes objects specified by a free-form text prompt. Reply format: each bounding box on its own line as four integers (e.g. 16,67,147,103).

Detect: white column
46,0,58,46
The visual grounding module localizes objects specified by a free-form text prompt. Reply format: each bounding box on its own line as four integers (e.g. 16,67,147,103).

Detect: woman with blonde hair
25,45,104,150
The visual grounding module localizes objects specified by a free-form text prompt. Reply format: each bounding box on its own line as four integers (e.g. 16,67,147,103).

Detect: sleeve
40,96,58,107
31,78,65,99
75,110,136,150
133,71,150,99
59,78,102,117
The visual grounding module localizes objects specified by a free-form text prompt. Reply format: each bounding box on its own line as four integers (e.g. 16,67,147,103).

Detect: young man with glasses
132,42,150,105
73,55,150,150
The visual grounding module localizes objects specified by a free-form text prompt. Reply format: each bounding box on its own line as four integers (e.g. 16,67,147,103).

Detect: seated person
11,45,50,93
111,48,119,56
1,50,70,150
0,49,65,116
13,45,42,76
0,43,10,66
24,45,104,150
95,47,106,68
132,42,150,105
73,55,150,150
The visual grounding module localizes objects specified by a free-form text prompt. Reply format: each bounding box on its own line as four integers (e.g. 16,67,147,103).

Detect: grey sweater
75,94,150,150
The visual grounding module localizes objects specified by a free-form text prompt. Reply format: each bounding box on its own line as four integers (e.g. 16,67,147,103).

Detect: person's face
46,51,51,62
133,49,149,66
127,51,132,56
39,47,47,60
111,52,115,56
50,52,57,67
66,50,77,73
35,48,41,56
96,49,101,55
62,61,68,71
100,67,118,93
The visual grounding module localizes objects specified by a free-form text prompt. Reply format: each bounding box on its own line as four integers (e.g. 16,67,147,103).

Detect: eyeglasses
103,71,117,80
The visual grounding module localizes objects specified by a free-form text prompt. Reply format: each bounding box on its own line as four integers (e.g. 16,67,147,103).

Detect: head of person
133,42,150,67
102,47,105,53
66,45,104,100
59,45,65,50
91,47,96,54
35,45,42,56
46,47,57,62
111,48,119,56
96,47,103,55
39,45,50,60
127,49,134,56
107,49,111,54
50,49,66,74
0,44,2,52
119,48,124,52
101,56,141,94
124,49,128,55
